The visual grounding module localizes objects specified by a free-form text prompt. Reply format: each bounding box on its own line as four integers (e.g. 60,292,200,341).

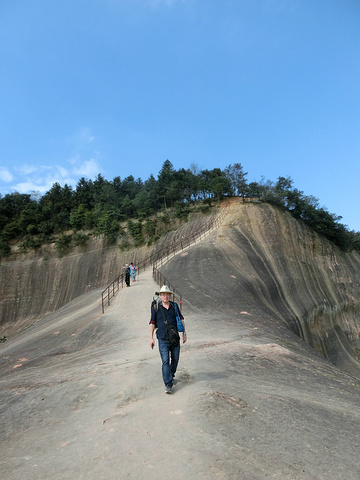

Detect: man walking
124,264,131,287
149,285,187,394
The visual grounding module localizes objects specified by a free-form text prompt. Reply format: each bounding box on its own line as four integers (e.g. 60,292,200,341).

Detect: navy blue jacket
150,301,183,340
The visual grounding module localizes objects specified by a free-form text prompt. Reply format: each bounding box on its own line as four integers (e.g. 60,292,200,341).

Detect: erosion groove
1,202,360,479
160,202,360,377
1,202,360,375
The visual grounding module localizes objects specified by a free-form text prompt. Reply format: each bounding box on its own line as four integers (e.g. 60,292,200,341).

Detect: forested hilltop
1,160,359,259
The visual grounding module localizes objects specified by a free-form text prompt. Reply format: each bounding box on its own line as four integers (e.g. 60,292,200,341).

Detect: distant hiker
149,285,186,394
130,262,136,282
124,264,131,287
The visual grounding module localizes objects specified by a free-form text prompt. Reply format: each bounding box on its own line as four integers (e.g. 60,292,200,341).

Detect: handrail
152,265,182,310
101,272,125,313
101,207,227,313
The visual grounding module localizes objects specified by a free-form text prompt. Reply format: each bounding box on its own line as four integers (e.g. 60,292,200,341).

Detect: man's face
160,292,171,302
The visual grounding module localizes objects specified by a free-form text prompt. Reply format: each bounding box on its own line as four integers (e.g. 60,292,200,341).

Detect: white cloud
0,166,13,182
0,128,103,196
9,165,75,194
57,166,69,178
73,158,101,178
14,164,40,175
12,181,48,194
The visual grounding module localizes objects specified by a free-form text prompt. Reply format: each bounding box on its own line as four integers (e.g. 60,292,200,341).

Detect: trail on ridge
1,214,360,479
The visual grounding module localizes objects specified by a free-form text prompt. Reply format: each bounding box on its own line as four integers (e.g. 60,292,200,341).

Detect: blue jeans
158,339,180,387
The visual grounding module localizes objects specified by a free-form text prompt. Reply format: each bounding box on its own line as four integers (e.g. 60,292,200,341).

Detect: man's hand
182,332,187,344
149,323,156,349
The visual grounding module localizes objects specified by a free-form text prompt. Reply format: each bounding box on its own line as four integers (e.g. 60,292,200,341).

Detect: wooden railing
101,272,125,313
101,208,226,313
152,265,182,309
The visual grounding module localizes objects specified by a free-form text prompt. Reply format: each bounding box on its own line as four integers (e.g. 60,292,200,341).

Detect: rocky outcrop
161,202,360,377
1,202,360,377
0,212,216,336
0,238,152,336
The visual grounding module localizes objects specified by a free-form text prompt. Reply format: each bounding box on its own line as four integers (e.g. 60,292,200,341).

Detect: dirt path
1,266,360,479
0,270,213,479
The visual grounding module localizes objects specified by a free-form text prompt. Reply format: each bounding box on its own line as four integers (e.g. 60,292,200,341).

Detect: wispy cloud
72,158,102,178
12,181,49,194
0,127,104,196
9,160,102,194
9,164,77,194
0,166,13,183
14,164,39,176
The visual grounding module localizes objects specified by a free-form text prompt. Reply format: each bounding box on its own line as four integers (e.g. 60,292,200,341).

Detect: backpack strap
158,304,168,324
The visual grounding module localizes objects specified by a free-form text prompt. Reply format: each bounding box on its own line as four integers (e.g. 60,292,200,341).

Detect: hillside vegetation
1,161,359,261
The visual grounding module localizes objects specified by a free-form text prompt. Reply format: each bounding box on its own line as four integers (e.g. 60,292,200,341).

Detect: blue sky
1,0,359,231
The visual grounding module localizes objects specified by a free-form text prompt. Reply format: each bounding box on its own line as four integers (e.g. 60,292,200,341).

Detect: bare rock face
1,202,360,479
161,203,360,377
1,202,360,376
0,238,152,336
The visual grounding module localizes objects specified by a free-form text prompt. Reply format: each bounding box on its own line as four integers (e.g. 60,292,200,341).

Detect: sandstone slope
1,267,360,480
1,201,360,479
162,202,360,377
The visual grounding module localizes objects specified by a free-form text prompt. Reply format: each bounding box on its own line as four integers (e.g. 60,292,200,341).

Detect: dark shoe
165,386,172,394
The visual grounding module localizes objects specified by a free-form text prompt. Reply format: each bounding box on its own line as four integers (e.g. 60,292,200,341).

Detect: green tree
224,163,248,198
55,234,72,256
1,220,21,241
247,181,264,198
39,182,74,233
18,201,43,235
122,175,143,200
74,177,95,209
210,175,232,202
133,189,154,217
157,160,178,208
120,195,135,219
143,218,158,243
70,204,88,231
0,192,33,232
0,237,11,258
174,168,198,203
198,169,213,199
72,232,89,247
94,208,119,236
144,174,161,210
208,168,232,201
127,219,144,246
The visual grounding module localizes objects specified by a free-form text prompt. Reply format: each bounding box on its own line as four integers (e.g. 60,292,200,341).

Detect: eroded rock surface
1,202,360,479
163,203,360,377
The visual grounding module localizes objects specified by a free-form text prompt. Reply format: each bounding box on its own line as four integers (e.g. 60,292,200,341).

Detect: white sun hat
159,285,174,295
